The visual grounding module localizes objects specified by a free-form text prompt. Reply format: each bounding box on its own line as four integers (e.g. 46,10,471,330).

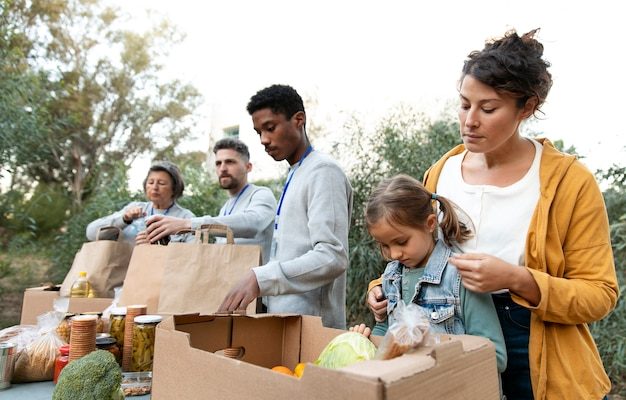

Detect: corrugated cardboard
19,286,113,324
152,314,500,400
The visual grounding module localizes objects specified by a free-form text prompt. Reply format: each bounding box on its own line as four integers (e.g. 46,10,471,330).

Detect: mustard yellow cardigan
419,139,619,399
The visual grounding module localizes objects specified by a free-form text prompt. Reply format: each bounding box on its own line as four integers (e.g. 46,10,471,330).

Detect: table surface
0,381,151,399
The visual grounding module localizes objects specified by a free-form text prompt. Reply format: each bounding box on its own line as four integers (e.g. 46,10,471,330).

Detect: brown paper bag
117,244,170,314
60,227,133,298
157,225,262,315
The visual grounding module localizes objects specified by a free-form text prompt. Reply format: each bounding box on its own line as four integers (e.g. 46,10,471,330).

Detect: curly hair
461,29,553,114
246,84,305,119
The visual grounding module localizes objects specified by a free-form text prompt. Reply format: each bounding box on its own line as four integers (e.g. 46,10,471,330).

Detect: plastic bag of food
0,325,38,352
374,302,430,360
314,332,377,369
12,310,66,382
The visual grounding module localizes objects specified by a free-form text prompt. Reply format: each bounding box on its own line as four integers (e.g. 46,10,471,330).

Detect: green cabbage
314,332,377,369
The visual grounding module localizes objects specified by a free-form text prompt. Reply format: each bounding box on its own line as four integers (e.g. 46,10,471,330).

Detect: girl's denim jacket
381,239,465,334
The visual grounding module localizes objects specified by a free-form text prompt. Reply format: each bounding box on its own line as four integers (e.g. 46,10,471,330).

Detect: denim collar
386,239,452,284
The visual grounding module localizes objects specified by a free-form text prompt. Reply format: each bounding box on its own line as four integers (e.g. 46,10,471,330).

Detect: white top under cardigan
436,138,542,287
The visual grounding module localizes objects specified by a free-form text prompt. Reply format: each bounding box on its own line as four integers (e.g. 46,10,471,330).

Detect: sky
114,0,626,186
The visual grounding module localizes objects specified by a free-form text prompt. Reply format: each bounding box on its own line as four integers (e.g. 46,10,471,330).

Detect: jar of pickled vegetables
108,307,126,350
131,315,162,372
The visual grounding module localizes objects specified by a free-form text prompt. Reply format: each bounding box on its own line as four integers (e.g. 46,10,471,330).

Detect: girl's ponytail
431,194,472,246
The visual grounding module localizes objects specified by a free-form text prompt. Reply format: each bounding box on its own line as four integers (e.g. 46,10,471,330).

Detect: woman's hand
123,206,144,223
367,286,388,322
449,253,540,305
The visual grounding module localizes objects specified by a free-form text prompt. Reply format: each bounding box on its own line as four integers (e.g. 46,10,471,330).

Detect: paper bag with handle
60,226,133,298
117,243,170,314
157,224,262,315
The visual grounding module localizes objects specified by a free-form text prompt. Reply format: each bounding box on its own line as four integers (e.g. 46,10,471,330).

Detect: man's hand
146,215,191,243
367,286,388,322
218,270,260,313
135,231,150,245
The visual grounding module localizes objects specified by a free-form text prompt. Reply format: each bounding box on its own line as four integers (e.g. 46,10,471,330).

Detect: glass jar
53,344,70,384
130,315,162,372
81,312,104,333
96,336,121,364
108,307,126,350
55,313,74,343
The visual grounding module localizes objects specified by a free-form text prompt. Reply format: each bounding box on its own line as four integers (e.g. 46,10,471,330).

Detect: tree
0,0,203,210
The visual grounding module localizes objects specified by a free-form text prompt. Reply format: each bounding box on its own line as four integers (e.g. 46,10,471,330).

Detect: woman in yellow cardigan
367,29,619,399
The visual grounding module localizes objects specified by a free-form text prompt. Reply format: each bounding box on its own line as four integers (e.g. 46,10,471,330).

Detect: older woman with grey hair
86,161,195,245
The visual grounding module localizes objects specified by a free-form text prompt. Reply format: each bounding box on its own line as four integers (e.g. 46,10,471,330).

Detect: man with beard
145,137,276,263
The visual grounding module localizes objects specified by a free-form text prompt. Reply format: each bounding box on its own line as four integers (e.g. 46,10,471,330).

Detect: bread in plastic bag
374,302,430,360
12,310,65,382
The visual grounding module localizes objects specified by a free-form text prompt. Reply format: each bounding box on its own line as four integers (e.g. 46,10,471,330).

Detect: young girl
362,174,507,374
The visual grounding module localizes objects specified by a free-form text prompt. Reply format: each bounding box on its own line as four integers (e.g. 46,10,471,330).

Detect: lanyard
275,145,313,230
150,203,174,216
222,184,250,216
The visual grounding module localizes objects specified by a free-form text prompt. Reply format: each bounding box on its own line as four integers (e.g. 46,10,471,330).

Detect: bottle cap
78,271,87,277
59,344,70,354
134,315,163,324
109,306,127,316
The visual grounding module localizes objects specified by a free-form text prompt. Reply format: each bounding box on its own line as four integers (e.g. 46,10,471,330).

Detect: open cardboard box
152,314,500,400
20,285,113,324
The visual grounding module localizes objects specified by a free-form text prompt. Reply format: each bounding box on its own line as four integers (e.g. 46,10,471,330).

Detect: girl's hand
367,286,388,322
349,323,372,338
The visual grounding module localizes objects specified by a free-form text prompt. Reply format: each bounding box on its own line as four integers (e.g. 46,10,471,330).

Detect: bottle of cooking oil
70,271,91,298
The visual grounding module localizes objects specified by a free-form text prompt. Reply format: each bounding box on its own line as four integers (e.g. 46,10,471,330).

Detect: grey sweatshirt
190,184,276,264
254,151,353,329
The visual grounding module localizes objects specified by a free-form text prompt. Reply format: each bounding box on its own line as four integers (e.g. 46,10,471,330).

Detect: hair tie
431,193,438,201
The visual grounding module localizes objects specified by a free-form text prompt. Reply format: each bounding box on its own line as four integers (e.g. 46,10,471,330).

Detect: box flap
341,335,491,384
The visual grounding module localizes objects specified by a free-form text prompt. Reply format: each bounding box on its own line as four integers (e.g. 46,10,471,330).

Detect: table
0,381,151,399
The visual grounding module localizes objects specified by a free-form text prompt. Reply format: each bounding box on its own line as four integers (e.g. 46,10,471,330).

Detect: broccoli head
53,350,124,400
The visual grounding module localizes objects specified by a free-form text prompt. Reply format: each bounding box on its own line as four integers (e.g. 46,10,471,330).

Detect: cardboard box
19,285,113,325
152,314,500,400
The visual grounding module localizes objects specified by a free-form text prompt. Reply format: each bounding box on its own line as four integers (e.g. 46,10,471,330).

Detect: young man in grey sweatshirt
219,84,353,329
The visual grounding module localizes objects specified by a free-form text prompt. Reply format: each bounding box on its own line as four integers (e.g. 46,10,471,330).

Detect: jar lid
109,306,127,315
96,333,111,339
134,315,163,324
96,337,117,346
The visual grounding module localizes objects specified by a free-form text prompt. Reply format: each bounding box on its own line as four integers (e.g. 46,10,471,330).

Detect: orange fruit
271,365,294,376
294,362,306,378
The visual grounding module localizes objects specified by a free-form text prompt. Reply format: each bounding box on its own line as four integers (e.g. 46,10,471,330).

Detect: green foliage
48,163,135,283
340,108,461,326
53,350,123,400
594,164,626,396
1,0,203,208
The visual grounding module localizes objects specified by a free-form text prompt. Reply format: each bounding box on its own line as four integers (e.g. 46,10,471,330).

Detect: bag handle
199,224,234,244
95,226,124,242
